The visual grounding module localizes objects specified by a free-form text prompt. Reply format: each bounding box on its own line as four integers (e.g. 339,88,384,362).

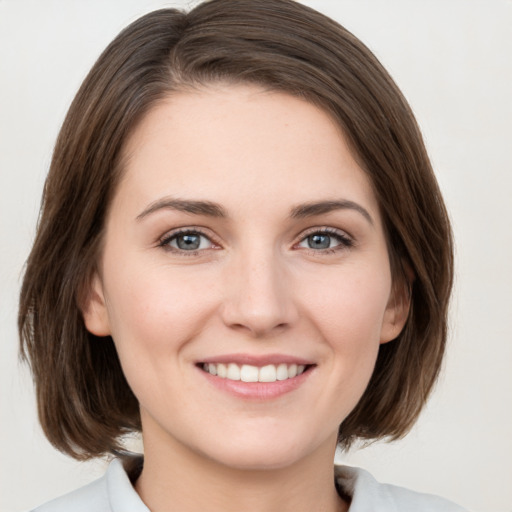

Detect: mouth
196,354,316,399
199,362,312,383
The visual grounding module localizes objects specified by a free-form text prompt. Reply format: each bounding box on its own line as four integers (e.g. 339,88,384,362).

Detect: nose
220,249,299,338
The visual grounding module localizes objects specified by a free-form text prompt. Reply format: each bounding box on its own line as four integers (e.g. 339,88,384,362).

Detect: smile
201,363,308,383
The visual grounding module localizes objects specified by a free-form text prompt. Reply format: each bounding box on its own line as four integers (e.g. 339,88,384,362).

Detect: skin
83,84,409,512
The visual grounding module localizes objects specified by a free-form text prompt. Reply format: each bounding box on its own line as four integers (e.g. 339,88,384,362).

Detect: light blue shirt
32,458,469,511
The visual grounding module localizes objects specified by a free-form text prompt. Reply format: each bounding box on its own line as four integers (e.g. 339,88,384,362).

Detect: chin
209,446,303,472
196,429,329,472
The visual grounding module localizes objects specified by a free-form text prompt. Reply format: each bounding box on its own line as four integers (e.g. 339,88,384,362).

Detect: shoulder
30,459,148,512
335,465,470,512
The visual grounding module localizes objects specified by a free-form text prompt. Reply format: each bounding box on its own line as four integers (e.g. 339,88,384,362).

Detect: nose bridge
221,243,297,336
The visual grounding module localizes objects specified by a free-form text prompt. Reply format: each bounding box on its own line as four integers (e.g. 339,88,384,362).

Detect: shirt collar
105,457,395,512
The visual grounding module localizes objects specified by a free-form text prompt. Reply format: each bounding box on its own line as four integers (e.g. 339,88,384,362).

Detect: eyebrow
290,200,374,225
136,197,373,225
136,198,227,220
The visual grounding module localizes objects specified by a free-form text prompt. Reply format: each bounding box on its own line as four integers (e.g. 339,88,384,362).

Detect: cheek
305,265,391,341
298,261,392,395
100,263,219,414
102,259,218,363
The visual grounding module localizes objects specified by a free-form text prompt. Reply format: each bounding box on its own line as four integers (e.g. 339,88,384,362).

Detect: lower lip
199,366,313,400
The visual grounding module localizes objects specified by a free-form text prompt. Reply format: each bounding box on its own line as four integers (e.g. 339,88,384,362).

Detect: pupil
177,234,200,250
309,234,330,249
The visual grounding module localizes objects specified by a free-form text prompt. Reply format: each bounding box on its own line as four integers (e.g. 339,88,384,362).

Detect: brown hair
19,0,453,459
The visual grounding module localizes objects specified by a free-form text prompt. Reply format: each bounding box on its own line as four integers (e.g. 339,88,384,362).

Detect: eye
297,229,353,252
160,230,215,252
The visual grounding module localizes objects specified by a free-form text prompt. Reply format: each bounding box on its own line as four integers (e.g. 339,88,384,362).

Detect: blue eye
162,231,214,252
297,230,352,251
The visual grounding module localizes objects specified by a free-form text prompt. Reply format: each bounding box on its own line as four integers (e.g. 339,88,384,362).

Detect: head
19,0,453,461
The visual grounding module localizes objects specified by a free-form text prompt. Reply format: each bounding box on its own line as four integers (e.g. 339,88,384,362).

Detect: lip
196,354,316,400
198,353,315,366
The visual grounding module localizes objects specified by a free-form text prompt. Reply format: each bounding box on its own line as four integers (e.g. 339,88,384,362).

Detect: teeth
203,362,308,382
259,364,277,382
217,363,227,378
276,363,289,381
226,363,240,381
240,365,259,382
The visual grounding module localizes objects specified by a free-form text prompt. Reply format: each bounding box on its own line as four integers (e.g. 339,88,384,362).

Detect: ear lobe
380,272,413,344
81,272,111,337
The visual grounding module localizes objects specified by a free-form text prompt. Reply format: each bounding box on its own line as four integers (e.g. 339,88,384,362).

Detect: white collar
102,457,466,512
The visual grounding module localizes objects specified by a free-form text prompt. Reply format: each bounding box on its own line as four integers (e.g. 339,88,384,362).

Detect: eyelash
158,227,354,256
296,227,354,254
158,228,219,256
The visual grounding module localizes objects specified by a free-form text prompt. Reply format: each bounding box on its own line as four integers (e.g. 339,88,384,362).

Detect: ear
380,267,414,344
81,272,111,337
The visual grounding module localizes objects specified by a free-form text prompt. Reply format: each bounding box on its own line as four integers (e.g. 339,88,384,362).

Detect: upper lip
198,353,315,366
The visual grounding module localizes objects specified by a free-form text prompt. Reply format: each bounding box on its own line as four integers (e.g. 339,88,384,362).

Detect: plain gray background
1,1,511,511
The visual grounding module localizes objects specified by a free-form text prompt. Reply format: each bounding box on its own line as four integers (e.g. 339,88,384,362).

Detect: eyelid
156,225,354,255
158,226,222,253
293,226,354,251
297,225,353,240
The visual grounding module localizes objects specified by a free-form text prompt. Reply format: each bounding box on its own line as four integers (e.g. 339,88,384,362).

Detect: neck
134,429,347,512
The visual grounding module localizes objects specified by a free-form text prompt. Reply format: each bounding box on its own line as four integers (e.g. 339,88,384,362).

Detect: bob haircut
19,0,453,459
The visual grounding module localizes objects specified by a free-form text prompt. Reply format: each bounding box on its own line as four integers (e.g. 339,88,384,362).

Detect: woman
19,0,466,510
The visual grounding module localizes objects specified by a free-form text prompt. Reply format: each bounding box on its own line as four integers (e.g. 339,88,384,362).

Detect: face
84,84,408,471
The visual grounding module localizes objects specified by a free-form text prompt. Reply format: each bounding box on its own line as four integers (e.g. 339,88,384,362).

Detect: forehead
114,84,380,221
